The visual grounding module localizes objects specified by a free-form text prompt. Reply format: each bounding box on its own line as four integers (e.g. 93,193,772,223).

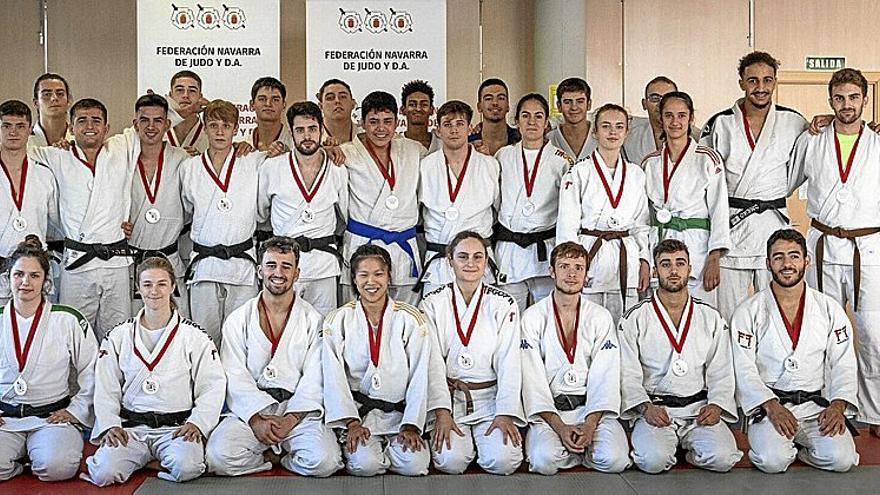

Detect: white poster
306,0,447,115
137,0,280,136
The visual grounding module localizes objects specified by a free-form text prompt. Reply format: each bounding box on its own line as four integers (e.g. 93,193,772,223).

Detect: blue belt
346,219,419,278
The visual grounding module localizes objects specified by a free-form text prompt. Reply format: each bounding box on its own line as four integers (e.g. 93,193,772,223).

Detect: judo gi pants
499,277,554,313
295,277,338,317
747,416,858,473
189,281,257,344
525,416,631,475
630,417,742,473
342,432,430,477
0,424,82,481
207,416,342,477
717,266,771,321
59,266,131,340
86,427,205,486
431,420,524,475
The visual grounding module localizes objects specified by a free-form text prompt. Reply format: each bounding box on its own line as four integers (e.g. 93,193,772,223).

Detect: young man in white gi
0,101,58,306
207,236,343,477
258,101,348,317
317,78,358,146
469,79,521,156
401,80,440,153
700,51,808,320
643,92,731,306
619,239,742,473
788,67,880,437
164,70,209,154
28,73,73,148
547,77,597,163
0,238,97,481
244,77,294,153
422,232,524,475
418,100,500,294
521,241,630,475
180,99,263,343
556,103,651,323
495,93,572,311
340,91,424,305
731,228,859,473
86,257,225,486
323,245,431,476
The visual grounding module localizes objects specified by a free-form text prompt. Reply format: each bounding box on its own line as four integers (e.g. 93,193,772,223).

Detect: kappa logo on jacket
520,339,533,350
600,339,617,351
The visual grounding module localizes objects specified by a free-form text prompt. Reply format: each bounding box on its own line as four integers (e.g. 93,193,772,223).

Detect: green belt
654,216,710,240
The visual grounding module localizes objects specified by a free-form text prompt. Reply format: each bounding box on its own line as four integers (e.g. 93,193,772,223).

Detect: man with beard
469,78,520,156
401,80,440,154
520,242,630,474
206,236,343,477
244,77,294,152
619,239,741,473
700,52,807,321
789,67,880,437
258,101,348,316
547,77,596,163
730,229,858,473
317,79,358,146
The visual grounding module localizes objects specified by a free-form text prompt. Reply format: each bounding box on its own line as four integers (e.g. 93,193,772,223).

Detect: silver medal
656,208,672,224
457,352,474,370
563,368,580,386
371,374,382,390
783,355,800,372
671,358,689,377
300,208,315,223
145,208,161,224
522,201,536,216
263,364,278,381
12,216,27,232
836,188,852,204
384,194,400,210
13,376,27,396
445,206,460,221
217,197,233,212
142,377,159,395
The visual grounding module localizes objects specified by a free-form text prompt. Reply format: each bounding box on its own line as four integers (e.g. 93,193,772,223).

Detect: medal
12,216,27,232
137,144,166,222
263,364,278,381
217,197,233,211
552,293,581,365
671,358,689,377
142,377,159,395
563,368,580,386
522,200,536,216
363,298,389,368
457,352,474,370
451,283,486,365
661,140,690,204
9,299,45,393
836,187,851,204
520,143,546,217
784,355,800,372
741,103,757,151
72,145,100,176
301,208,315,223
833,124,863,198
202,151,237,212
289,152,329,223
445,206,460,221
651,296,695,377
384,194,400,210
772,285,806,351
258,294,295,360
371,374,382,390
1,155,30,231
591,151,627,213
655,208,672,224
167,122,204,148
13,376,28,396
132,314,181,393
363,137,398,212
145,208,161,224
444,146,472,221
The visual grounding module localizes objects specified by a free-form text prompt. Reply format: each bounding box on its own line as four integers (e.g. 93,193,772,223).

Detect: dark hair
33,73,70,101
69,98,107,123
436,100,473,124
738,51,780,78
446,231,489,259
556,77,591,104
361,91,398,121
550,241,588,267
401,79,434,107
136,257,178,310
766,229,807,258
478,78,509,99
0,100,32,124
134,94,169,114
644,76,678,97
6,235,50,282
653,239,690,262
251,76,287,101
317,78,352,101
829,68,868,98
659,91,694,119
286,100,324,129
515,93,550,120
593,103,630,130
170,70,202,90
259,236,301,266
349,244,393,296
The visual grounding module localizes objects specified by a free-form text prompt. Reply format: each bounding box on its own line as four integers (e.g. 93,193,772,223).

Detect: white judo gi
547,126,597,164
257,150,349,316
700,102,807,319
418,145,500,293
789,122,880,425
27,122,73,150
322,298,432,476
241,125,295,152
495,142,572,311
619,295,742,473
0,301,97,481
520,294,630,474
730,286,859,473
180,150,265,342
165,110,208,154
206,294,343,477
86,310,225,486
643,139,732,305
624,118,700,166
422,283,525,475
556,152,651,322
340,136,425,305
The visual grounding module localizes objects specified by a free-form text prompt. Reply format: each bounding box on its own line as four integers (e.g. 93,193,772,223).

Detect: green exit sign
805,56,846,71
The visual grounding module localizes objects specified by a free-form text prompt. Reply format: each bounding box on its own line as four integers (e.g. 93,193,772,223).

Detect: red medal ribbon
450,284,485,348
166,121,203,148
364,138,396,190
833,123,864,184
772,287,806,350
133,315,181,372
521,143,546,199
71,146,102,175
363,298,388,367
137,143,166,205
740,103,756,151
0,155,28,212
289,153,329,204
253,125,284,150
201,151,237,193
258,294,296,357
552,295,581,364
591,151,626,209
444,145,472,204
651,296,694,355
661,139,690,203
10,299,45,373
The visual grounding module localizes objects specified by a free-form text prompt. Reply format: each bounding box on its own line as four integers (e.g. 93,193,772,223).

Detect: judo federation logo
389,8,413,33
170,4,195,29
363,8,387,33
197,4,222,29
222,4,246,29
170,3,246,30
834,326,849,344
338,8,362,33
736,331,753,349
337,7,413,34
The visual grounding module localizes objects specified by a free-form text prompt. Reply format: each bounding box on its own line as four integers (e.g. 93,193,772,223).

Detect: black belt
294,234,344,265
63,238,132,271
649,390,708,408
129,239,179,266
414,241,500,291
728,197,788,229
0,397,70,418
751,388,859,436
263,387,293,403
492,224,555,262
554,394,587,412
351,390,405,419
254,229,274,243
185,238,256,281
120,407,191,428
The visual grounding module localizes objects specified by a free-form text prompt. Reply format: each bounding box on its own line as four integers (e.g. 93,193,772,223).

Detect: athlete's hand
265,141,289,158
322,136,340,147
573,413,602,450
101,426,129,448
643,403,672,427
431,408,464,452
696,403,722,426
346,420,371,454
233,141,254,157
183,146,200,157
818,400,847,437
53,139,72,150
808,114,834,135
396,424,425,453
703,250,722,291
172,422,204,443
249,414,284,445
638,259,651,292
326,145,346,166
0,416,6,426
762,399,798,439
486,415,521,447
552,421,586,453
273,412,302,439
869,121,880,134
121,221,134,240
472,139,489,155
47,408,78,424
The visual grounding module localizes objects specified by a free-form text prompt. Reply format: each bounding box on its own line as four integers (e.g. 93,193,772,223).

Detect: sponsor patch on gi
600,339,617,350
736,331,753,349
520,339,533,350
834,326,849,344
